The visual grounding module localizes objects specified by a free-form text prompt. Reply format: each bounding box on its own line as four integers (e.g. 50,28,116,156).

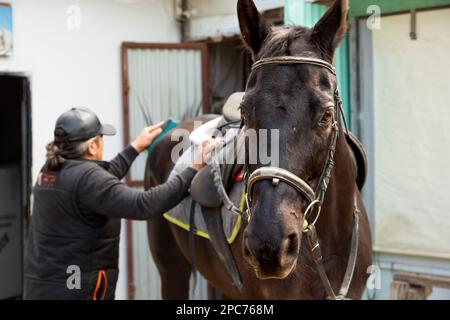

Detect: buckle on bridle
244,192,251,222
302,199,322,232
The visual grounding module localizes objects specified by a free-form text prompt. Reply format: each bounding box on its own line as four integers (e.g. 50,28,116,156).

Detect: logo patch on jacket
38,173,58,186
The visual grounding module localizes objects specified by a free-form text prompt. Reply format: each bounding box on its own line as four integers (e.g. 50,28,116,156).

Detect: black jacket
24,145,196,300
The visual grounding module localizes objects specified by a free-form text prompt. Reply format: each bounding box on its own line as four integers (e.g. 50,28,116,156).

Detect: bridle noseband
242,56,359,300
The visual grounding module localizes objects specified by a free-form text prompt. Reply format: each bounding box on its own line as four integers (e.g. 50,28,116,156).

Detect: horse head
238,0,349,280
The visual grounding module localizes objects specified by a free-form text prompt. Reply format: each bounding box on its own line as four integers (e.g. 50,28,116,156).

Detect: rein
242,56,359,300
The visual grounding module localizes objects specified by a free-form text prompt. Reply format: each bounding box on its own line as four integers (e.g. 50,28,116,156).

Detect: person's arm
77,165,198,220
107,145,139,179
106,122,165,179
77,137,219,220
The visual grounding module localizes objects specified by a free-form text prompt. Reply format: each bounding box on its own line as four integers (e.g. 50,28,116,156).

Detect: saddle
190,167,243,292
188,102,245,292
165,99,245,293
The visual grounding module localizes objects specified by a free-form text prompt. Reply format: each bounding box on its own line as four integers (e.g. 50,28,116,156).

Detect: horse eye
320,110,333,126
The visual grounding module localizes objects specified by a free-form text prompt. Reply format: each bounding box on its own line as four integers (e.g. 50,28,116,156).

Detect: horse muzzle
243,219,302,279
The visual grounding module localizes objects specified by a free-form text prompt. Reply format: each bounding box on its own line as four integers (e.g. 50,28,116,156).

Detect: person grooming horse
24,107,216,300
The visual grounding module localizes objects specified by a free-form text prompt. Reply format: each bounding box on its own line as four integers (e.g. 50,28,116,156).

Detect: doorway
207,38,250,114
0,73,32,299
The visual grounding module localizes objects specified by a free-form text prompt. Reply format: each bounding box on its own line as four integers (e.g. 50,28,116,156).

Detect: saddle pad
164,117,244,244
164,181,244,244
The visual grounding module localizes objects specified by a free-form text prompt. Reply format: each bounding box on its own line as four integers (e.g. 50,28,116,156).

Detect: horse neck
315,128,357,246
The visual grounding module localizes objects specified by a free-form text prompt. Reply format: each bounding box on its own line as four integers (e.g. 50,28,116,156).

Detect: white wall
357,8,450,300
188,0,284,40
0,0,179,299
372,8,450,259
189,0,284,17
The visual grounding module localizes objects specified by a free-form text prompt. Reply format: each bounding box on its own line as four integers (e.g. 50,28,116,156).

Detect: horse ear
237,0,271,59
310,0,349,62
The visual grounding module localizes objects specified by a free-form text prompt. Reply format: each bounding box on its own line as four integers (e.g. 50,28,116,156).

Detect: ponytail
44,142,65,172
43,136,101,172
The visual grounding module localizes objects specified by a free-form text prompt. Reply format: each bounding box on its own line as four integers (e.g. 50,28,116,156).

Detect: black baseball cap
54,107,116,143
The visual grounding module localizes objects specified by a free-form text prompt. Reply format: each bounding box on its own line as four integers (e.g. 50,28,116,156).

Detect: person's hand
191,138,220,171
131,122,164,153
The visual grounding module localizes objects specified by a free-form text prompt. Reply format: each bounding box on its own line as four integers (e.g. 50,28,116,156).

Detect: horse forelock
257,26,329,61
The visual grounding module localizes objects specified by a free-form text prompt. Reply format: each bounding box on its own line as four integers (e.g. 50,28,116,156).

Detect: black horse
145,0,372,299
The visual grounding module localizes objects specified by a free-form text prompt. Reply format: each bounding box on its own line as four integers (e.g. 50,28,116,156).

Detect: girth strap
188,200,198,298
201,206,243,292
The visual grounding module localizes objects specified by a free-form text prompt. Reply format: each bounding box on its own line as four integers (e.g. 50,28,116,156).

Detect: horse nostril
286,233,299,256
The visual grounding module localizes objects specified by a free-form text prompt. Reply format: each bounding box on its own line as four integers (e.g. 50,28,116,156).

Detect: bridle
245,56,342,228
242,56,360,300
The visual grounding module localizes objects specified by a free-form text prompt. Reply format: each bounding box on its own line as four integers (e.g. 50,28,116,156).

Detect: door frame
121,42,210,299
0,72,32,299
121,42,210,187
